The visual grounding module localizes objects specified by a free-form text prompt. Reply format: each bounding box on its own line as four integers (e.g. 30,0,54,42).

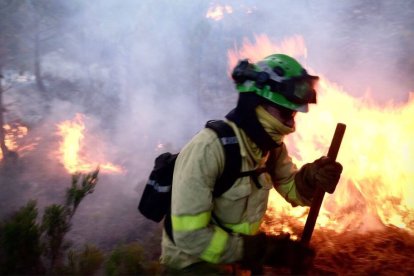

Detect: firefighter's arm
268,144,311,206
171,129,243,264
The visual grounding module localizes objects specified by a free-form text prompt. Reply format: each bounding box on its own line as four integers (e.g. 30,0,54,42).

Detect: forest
1,0,414,275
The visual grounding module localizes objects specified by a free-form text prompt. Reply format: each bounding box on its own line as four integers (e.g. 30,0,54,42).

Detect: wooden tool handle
300,123,346,245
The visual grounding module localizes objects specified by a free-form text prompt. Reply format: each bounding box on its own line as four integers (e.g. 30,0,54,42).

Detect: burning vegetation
1,32,414,276
0,114,123,174
262,211,414,274
230,34,414,274
1,1,413,275
56,113,123,175
0,122,35,160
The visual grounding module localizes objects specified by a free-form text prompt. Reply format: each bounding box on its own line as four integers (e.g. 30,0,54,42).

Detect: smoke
220,0,414,102
40,0,414,151
2,0,414,251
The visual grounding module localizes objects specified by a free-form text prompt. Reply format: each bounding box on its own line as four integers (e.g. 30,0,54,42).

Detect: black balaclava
225,93,280,153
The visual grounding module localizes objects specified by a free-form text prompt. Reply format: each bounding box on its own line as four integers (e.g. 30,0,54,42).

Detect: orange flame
229,34,414,234
57,113,123,174
0,122,37,160
228,34,308,73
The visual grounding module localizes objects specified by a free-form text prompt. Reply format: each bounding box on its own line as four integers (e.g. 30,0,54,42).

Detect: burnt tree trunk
0,66,10,158
34,29,46,94
34,16,47,98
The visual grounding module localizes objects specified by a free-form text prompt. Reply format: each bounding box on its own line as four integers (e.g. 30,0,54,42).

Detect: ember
56,113,123,174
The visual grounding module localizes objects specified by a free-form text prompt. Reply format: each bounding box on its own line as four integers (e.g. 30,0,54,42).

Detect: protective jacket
160,116,310,269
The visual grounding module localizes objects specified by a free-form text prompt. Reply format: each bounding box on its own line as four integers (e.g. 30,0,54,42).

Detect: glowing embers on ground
229,34,414,235
0,122,37,160
57,113,123,174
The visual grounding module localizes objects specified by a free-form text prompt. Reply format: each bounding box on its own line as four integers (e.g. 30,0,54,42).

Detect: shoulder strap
165,120,240,244
205,120,242,197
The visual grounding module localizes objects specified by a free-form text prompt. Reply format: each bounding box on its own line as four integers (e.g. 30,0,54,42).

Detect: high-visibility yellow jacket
160,120,310,269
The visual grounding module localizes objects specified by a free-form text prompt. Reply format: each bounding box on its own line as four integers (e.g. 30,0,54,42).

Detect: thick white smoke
2,0,413,251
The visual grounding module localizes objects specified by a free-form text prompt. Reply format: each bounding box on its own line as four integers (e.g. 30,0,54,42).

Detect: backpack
138,120,242,223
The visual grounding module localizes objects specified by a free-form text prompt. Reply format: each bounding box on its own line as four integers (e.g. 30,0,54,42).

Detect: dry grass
262,212,414,275
310,227,414,275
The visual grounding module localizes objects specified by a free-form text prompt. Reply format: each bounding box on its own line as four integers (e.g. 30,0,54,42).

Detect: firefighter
161,54,343,274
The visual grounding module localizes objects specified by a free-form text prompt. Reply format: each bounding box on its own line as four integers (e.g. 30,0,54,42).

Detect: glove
241,232,315,273
295,156,343,201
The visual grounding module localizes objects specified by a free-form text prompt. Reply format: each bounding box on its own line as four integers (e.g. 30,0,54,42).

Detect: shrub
0,200,44,274
61,244,105,275
0,169,100,275
105,242,158,276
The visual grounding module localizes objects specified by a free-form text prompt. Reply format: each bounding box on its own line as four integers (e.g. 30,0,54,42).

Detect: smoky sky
42,0,414,139
3,0,414,249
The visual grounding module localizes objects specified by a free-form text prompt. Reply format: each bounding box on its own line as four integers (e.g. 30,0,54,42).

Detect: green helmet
232,54,319,112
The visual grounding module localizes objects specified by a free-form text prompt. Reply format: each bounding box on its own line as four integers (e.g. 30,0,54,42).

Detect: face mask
255,105,295,144
263,103,297,128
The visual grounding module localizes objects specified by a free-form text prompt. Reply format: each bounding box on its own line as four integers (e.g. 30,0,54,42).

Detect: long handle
300,123,346,245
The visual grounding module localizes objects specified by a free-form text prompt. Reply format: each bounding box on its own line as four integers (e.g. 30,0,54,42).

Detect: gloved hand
295,156,343,201
241,232,315,273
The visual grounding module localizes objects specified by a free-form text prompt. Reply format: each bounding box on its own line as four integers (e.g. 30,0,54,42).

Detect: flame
57,113,123,174
227,34,308,73
0,122,37,160
228,34,414,235
206,4,233,21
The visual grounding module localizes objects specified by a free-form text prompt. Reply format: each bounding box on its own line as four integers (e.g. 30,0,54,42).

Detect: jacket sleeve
269,143,312,207
170,129,244,264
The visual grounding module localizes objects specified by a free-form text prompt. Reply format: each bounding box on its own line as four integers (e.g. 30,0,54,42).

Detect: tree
27,0,74,95
0,73,8,159
0,1,23,161
0,0,77,161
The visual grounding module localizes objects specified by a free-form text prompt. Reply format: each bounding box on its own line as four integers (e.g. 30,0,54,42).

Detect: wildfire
228,34,414,235
57,113,123,174
0,122,37,160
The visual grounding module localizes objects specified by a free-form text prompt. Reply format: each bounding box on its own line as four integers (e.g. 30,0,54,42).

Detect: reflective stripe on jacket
160,121,309,269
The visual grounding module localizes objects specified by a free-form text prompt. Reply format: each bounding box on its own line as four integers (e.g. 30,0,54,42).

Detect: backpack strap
165,120,240,244
205,120,242,197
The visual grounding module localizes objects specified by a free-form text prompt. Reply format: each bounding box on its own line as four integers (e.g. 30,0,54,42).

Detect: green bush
41,204,72,271
0,168,161,276
105,242,160,276
0,169,100,275
59,244,105,275
0,200,44,275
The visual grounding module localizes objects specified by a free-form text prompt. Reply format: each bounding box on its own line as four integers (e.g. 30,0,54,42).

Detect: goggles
268,75,318,105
